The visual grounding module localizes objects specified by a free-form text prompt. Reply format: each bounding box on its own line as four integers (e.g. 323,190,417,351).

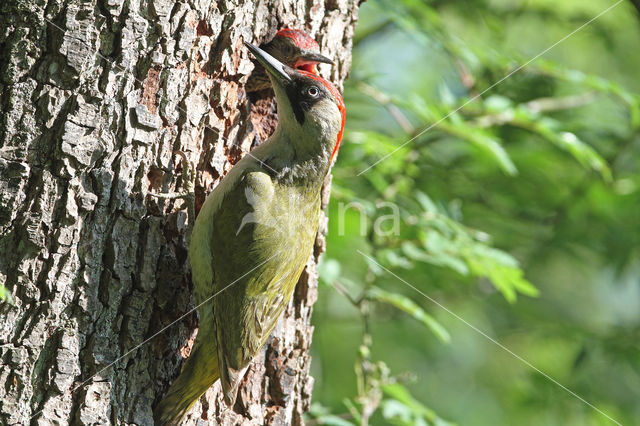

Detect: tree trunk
0,0,360,424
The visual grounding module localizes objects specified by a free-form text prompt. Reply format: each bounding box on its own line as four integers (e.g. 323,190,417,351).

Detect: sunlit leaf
484,95,513,112
381,383,455,426
381,249,413,269
517,116,612,181
415,191,437,213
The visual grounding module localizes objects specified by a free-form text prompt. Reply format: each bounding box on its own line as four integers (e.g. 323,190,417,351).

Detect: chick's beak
245,41,292,84
299,51,334,65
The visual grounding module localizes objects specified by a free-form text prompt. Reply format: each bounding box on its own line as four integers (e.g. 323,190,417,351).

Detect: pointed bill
300,50,333,65
245,41,292,83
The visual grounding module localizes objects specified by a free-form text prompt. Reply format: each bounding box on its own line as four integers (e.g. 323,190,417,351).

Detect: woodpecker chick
246,28,333,92
154,42,345,424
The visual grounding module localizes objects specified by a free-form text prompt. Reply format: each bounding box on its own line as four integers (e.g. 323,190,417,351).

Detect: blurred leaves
472,94,612,180
381,383,455,426
405,94,518,175
534,59,640,129
314,0,640,424
308,404,355,426
349,187,539,302
366,286,451,342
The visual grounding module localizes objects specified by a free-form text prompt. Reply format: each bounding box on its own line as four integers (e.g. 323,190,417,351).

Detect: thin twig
474,92,597,127
332,281,362,306
358,82,416,134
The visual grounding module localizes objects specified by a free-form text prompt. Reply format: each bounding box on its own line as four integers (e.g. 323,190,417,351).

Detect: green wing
209,169,321,405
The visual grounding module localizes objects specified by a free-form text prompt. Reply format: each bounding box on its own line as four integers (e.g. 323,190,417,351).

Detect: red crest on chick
275,28,320,51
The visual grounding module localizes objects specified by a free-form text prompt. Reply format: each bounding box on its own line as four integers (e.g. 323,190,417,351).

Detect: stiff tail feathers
153,331,219,425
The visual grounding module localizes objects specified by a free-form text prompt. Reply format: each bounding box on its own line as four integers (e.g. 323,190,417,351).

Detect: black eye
307,86,319,97
282,43,294,56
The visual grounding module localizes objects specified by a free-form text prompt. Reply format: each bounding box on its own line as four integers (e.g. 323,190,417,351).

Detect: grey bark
0,0,360,424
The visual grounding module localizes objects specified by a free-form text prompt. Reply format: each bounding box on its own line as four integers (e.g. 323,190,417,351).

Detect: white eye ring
307,86,319,97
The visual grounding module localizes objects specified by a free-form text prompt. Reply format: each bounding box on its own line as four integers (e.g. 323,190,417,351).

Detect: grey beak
245,41,292,83
300,51,334,65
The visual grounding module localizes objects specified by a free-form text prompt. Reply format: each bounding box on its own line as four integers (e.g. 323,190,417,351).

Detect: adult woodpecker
154,42,345,424
149,29,330,233
246,28,333,92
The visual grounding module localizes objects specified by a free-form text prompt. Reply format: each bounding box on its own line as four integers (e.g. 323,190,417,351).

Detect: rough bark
0,0,360,424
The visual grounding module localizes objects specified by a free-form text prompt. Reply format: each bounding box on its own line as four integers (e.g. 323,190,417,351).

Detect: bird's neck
254,125,334,186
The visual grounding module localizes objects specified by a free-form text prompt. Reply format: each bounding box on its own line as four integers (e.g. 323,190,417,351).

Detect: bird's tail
153,325,219,425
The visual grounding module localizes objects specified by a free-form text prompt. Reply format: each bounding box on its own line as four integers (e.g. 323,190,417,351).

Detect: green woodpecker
154,42,345,424
246,28,333,92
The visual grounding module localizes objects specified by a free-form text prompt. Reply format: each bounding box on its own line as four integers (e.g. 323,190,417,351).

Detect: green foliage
381,383,454,426
311,0,640,425
411,191,538,302
405,95,518,176
308,403,355,426
366,286,450,343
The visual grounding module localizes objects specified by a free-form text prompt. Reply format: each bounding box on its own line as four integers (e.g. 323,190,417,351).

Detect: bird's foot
149,151,196,243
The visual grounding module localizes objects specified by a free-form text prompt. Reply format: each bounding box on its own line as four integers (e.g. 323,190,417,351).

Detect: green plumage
154,42,342,425
154,156,325,424
209,168,323,402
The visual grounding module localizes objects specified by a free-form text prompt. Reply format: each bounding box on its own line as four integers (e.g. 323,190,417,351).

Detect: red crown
276,28,320,51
